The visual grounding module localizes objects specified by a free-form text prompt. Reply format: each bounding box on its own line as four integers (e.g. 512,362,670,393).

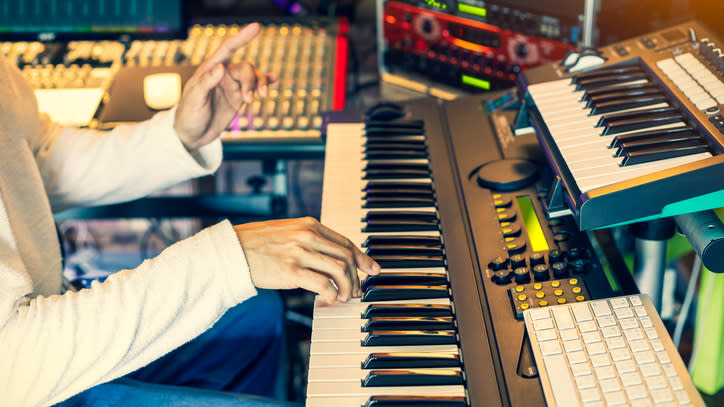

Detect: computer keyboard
524,293,705,407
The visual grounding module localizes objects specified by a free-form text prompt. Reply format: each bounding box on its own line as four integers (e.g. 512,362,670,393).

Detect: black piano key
363,220,439,232
364,190,434,199
597,105,676,127
614,131,702,157
365,118,425,129
363,395,467,407
362,285,449,301
364,144,427,153
365,127,424,136
364,198,437,208
608,126,694,148
363,235,441,247
365,211,438,221
368,254,445,268
361,304,453,318
589,94,667,115
365,135,426,144
572,64,643,83
364,170,431,180
362,272,448,290
362,352,461,369
361,330,457,346
362,316,455,332
584,85,660,106
620,140,710,166
362,369,464,387
365,246,443,256
576,72,649,91
364,181,433,191
600,110,682,136
365,150,429,160
582,80,654,102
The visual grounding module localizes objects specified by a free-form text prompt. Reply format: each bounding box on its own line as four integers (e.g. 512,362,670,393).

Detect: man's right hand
233,217,381,304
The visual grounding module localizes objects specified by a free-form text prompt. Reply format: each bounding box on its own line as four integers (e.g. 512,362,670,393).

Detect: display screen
462,74,490,90
516,195,549,252
0,0,186,40
458,3,486,18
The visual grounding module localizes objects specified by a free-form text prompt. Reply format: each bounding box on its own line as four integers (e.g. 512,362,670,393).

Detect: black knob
570,259,586,274
567,248,584,260
529,252,546,266
492,269,513,285
533,264,549,281
551,261,568,278
548,249,564,263
489,256,508,271
422,19,434,34
513,267,531,284
510,254,527,269
515,43,528,58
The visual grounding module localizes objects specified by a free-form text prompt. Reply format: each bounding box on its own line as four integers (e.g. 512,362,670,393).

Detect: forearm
0,220,256,406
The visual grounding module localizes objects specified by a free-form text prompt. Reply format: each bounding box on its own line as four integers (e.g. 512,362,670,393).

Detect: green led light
461,75,491,90
516,196,550,252
458,3,486,17
425,0,447,9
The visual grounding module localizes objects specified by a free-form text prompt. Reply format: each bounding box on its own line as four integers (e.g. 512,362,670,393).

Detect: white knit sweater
0,56,258,406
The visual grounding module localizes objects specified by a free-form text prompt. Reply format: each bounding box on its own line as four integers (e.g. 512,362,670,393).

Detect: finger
256,67,269,98
184,63,225,106
295,268,339,304
218,68,245,108
227,62,258,103
295,246,354,302
198,23,261,74
303,233,362,298
314,223,381,276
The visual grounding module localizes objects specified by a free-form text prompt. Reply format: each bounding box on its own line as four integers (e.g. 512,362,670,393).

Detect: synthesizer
518,20,724,230
307,92,639,406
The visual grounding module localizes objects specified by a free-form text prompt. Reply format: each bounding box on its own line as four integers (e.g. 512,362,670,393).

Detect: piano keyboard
520,20,724,230
307,113,468,406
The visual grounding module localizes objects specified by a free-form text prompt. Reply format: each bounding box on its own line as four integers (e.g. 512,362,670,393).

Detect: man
0,23,380,406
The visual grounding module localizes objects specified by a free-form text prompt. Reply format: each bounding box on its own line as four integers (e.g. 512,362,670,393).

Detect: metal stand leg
632,219,675,312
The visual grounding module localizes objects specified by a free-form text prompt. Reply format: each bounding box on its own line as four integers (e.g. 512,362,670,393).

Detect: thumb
189,63,225,102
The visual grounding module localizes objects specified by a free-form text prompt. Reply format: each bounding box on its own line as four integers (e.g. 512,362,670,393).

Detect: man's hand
173,23,276,151
234,217,381,304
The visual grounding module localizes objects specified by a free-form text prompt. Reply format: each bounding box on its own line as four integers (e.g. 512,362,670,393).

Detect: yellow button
539,300,548,307
494,200,503,206
500,222,510,228
515,286,525,293
569,278,579,285
557,298,567,304
551,281,561,288
533,283,542,290
536,292,545,299
517,294,527,301
505,237,515,242
520,303,530,310
576,295,586,302
497,208,505,213
554,289,563,296
572,286,582,294
493,194,502,199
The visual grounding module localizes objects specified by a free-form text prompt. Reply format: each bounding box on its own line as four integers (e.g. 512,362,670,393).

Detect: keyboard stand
632,219,676,312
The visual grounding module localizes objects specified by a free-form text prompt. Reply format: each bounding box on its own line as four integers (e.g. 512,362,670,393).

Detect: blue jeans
56,290,294,407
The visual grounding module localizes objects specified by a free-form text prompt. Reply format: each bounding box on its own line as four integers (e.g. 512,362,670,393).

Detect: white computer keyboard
524,293,705,407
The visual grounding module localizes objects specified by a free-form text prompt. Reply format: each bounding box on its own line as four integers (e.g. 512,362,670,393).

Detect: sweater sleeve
0,220,257,407
30,108,223,213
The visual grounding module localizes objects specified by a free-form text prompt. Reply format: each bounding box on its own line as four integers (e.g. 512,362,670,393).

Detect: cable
673,254,701,348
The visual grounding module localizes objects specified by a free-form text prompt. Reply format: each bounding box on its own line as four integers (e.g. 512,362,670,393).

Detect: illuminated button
551,281,561,288
520,303,530,310
493,197,512,208
529,252,546,266
554,289,564,297
513,267,531,284
517,294,527,301
553,232,570,243
558,298,567,304
567,247,584,260
515,285,525,293
500,221,511,228
533,283,543,290
492,193,502,200
539,300,549,307
536,292,545,299
569,278,579,285
573,286,582,294
510,254,526,268
576,295,586,302
497,211,516,222
548,218,563,227
570,259,586,274
488,257,508,271
501,224,521,238
506,240,526,255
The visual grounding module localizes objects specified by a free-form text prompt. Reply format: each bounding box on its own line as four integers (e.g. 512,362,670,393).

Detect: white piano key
312,297,451,319
306,394,465,407
306,381,465,397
